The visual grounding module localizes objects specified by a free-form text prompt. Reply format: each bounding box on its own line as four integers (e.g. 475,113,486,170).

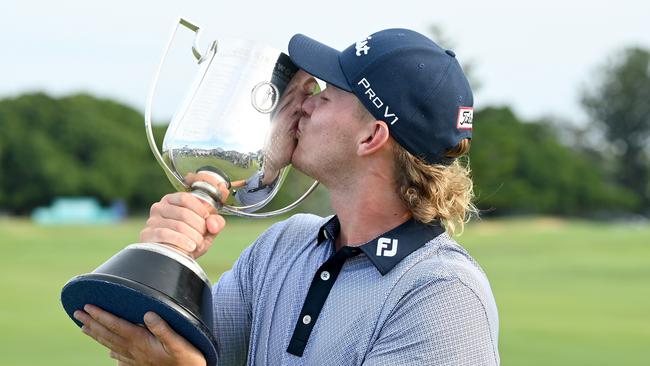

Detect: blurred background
1,0,648,365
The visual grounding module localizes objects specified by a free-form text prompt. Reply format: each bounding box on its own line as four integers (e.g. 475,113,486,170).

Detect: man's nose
301,94,316,116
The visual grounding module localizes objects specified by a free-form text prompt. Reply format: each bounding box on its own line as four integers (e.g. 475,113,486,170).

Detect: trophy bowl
60,18,318,365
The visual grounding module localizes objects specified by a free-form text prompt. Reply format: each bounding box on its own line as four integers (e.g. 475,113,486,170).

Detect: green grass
166,153,261,185
0,216,648,365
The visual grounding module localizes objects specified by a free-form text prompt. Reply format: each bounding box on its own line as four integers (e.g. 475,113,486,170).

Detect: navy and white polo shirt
211,213,499,365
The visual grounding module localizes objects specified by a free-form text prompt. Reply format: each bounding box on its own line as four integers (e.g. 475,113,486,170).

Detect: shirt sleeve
362,277,499,366
210,244,256,366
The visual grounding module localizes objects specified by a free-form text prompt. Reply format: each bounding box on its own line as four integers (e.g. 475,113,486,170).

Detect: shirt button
320,271,331,281
302,315,312,325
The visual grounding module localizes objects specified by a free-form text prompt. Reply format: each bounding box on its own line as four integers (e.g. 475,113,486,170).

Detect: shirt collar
316,216,446,275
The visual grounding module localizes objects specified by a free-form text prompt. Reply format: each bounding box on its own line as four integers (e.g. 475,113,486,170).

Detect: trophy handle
178,18,213,63
145,18,217,192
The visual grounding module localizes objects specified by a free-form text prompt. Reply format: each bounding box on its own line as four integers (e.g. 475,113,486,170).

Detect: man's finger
110,350,136,365
144,312,193,355
206,214,226,235
163,192,211,219
147,216,205,245
74,310,130,355
142,227,198,253
303,80,319,94
151,203,208,236
84,304,146,340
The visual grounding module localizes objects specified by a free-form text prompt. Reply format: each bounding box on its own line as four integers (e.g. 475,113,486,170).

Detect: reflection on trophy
60,18,318,365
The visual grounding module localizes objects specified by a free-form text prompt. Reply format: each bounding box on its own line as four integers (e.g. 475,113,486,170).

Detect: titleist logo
355,36,372,56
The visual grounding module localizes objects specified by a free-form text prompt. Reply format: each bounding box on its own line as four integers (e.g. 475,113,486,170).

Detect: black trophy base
60,244,218,365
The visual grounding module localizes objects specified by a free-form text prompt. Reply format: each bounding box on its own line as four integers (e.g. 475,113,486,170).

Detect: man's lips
295,118,306,138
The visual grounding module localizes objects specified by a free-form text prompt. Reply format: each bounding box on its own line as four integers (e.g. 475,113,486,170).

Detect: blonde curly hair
392,138,477,236
355,100,477,235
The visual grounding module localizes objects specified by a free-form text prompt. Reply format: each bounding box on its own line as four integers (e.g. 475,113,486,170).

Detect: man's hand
140,172,228,259
263,70,319,182
74,305,205,366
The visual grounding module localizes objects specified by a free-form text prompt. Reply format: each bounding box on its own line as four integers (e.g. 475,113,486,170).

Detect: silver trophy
61,18,318,365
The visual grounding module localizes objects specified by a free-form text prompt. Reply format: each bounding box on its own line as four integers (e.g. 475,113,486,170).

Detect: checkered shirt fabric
211,213,499,365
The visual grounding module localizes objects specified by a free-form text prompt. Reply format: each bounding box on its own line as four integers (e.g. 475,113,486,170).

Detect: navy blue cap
288,29,474,165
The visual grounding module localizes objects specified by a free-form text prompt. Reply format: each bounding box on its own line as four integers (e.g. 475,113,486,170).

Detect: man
74,28,500,365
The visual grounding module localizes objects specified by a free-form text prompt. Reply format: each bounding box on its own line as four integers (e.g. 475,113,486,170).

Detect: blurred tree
0,92,641,217
0,93,169,214
471,107,638,215
582,47,650,210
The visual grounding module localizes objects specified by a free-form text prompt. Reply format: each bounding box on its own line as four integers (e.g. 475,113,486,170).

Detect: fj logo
355,36,372,56
376,237,399,257
357,78,399,125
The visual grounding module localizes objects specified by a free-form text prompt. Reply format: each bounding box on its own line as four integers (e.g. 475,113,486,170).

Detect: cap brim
288,34,352,92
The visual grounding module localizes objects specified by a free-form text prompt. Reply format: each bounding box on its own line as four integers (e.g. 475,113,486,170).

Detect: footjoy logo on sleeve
358,78,399,125
457,107,473,130
376,237,399,257
355,36,372,56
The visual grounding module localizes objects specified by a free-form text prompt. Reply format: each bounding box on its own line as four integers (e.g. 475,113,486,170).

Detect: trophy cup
60,18,318,365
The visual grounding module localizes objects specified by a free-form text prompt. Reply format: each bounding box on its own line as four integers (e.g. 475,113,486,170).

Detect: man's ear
357,121,390,157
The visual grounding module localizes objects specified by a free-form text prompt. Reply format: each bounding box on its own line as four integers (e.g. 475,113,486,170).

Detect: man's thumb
144,312,183,351
206,214,225,235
